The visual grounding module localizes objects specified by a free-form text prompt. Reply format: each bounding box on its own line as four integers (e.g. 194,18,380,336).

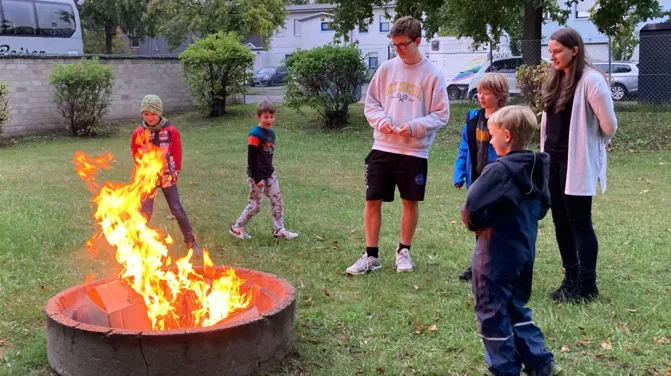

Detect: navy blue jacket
461,151,551,258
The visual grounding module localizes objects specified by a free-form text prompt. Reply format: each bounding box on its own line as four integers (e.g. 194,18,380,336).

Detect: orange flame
74,150,251,330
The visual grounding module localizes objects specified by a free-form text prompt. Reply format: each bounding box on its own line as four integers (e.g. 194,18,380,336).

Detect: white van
0,0,83,56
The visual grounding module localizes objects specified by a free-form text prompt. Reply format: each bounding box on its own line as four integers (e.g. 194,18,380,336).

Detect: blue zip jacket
453,109,499,188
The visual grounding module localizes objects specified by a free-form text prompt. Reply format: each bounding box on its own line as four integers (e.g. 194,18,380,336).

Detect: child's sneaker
187,241,202,257
345,253,381,275
395,247,415,273
273,228,298,240
524,361,563,376
229,226,251,240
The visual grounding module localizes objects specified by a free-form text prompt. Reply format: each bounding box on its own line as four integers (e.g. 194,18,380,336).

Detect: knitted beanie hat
141,95,163,116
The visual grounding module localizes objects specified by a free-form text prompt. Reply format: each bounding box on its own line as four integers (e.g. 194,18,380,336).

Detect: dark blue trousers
471,230,554,375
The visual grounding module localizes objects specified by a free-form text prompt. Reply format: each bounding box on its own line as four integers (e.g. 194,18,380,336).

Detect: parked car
592,61,639,101
466,56,550,102
252,66,289,86
467,56,524,102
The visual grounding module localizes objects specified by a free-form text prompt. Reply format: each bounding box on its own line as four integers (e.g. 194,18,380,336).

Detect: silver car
593,62,639,101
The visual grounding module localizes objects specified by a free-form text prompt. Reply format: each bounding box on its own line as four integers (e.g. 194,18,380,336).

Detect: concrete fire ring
45,267,296,376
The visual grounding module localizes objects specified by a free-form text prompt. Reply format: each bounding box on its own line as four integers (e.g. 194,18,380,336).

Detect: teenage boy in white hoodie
346,16,450,275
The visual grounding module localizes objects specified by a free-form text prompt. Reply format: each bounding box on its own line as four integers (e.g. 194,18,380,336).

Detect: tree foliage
326,0,667,65
0,81,9,136
179,32,255,117
146,0,287,51
284,44,366,129
78,0,147,55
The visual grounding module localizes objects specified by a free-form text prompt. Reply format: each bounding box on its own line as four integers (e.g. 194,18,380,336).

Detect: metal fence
427,35,671,108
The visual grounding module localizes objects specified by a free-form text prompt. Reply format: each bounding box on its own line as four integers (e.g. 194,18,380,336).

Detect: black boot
549,266,579,303
458,266,473,281
576,275,599,303
524,361,564,375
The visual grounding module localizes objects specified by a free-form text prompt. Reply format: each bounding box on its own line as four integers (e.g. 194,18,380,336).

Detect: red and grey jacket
130,118,182,187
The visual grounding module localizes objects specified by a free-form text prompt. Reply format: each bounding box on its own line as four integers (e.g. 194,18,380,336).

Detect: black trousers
548,156,598,281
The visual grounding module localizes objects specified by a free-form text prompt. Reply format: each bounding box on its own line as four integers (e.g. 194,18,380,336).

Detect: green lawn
0,103,669,376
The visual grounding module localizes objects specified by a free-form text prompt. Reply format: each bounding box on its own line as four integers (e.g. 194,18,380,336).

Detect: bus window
1,0,38,35
36,1,75,37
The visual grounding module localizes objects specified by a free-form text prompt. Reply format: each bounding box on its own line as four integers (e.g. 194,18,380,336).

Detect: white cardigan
541,67,618,196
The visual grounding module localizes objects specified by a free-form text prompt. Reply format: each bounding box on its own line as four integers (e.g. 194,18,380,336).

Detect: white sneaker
229,226,251,239
274,228,298,240
346,253,381,275
395,248,415,273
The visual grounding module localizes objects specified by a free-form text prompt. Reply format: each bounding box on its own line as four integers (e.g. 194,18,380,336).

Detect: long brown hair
542,27,587,112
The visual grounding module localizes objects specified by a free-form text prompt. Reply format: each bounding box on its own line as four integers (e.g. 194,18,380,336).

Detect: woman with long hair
541,27,617,304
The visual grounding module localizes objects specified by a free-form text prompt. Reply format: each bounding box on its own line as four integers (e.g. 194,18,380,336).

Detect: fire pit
44,151,297,375
45,267,296,376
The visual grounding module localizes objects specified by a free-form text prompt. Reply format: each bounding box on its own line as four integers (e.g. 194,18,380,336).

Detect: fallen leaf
300,280,304,289
617,321,630,334
561,345,571,353
294,267,300,273
581,338,589,345
449,220,456,224
355,291,360,298
413,285,419,290
304,297,312,303
376,368,385,374
428,324,438,332
323,289,331,297
595,353,603,359
629,309,638,313
466,299,472,307
647,368,659,376
367,313,375,320
316,235,325,241
666,369,671,376
0,339,4,346
601,341,613,350
215,244,224,251
655,337,669,345
639,189,649,195
660,162,665,166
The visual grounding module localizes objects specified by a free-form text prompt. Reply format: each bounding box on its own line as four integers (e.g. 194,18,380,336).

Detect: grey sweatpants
234,172,284,231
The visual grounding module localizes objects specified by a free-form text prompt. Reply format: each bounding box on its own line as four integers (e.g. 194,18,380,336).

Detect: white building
253,2,430,72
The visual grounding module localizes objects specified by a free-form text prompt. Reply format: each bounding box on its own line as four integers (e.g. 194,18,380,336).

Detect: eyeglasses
389,40,416,51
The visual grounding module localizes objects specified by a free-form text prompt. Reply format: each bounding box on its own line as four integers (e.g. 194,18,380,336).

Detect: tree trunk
522,0,543,66
105,24,113,55
210,98,226,117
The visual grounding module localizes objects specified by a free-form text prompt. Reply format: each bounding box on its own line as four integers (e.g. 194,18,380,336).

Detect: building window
321,21,334,31
379,15,390,32
294,19,301,36
368,54,379,69
575,0,594,19
359,20,369,33
130,37,140,48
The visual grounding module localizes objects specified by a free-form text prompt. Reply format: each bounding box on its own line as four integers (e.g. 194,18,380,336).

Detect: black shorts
364,149,428,202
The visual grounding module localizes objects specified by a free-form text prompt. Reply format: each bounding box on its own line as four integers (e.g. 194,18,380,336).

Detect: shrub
179,32,254,117
515,62,550,118
49,58,115,136
284,44,366,129
0,81,9,136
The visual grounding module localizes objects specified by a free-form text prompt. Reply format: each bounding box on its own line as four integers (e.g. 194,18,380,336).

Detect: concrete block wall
0,57,196,137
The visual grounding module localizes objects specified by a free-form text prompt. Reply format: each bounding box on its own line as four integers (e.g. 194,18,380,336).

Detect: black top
475,111,491,176
247,125,275,183
544,96,574,161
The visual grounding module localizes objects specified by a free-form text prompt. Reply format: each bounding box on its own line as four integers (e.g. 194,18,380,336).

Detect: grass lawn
0,102,669,376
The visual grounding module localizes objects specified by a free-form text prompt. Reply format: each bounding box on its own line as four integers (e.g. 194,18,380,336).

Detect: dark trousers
140,184,195,244
548,156,598,281
472,232,554,375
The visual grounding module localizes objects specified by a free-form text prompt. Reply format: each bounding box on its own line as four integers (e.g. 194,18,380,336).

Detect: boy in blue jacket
461,106,562,376
453,73,508,281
